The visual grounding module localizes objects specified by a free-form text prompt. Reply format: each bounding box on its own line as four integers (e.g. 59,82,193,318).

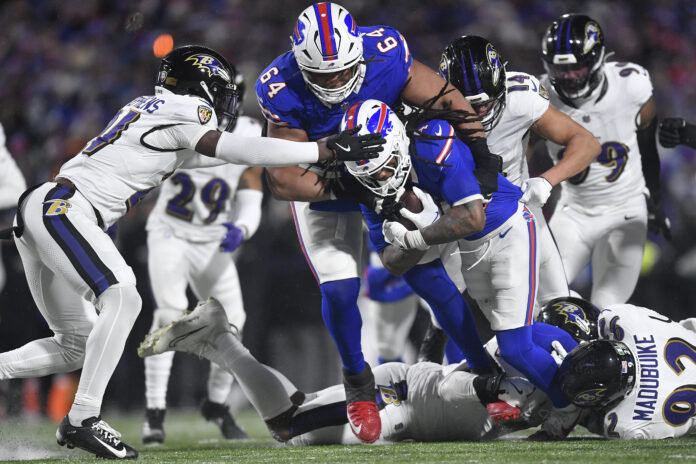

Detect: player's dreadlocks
398,81,482,168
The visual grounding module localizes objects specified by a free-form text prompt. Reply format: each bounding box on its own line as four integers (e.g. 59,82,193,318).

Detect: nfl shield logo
198,105,212,124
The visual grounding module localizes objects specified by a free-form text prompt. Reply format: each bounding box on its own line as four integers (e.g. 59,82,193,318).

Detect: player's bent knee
55,333,88,370
320,278,360,308
97,284,142,323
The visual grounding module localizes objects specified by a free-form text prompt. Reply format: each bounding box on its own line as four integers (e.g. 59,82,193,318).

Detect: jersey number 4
83,109,140,155
166,172,230,223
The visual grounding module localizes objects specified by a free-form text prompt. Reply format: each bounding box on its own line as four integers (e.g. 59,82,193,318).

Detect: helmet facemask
301,63,363,105
467,89,507,132
545,47,605,100
292,3,364,106
541,15,606,102
352,142,412,197
440,36,507,132
342,100,412,198
202,80,239,132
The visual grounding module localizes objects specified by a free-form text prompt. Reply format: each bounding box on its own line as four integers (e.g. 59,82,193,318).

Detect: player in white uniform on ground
439,36,600,310
0,123,27,292
142,69,264,442
0,45,382,460
138,297,560,445
539,14,671,308
562,304,696,439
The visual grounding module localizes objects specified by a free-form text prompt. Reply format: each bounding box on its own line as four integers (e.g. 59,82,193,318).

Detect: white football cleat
138,297,232,359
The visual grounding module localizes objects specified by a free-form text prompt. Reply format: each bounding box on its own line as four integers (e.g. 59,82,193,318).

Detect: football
395,188,423,230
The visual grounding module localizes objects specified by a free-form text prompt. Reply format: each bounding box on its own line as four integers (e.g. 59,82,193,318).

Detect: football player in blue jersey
343,99,583,413
255,2,502,443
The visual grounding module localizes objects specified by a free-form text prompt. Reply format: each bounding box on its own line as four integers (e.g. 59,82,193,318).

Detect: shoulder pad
361,26,411,64
151,94,217,127
607,62,652,103
254,53,304,127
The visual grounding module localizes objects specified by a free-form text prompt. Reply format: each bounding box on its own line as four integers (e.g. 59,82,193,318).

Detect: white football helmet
291,2,363,105
341,100,411,197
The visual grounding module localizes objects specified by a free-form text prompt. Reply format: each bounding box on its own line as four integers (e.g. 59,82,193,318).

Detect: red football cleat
347,400,381,443
486,401,521,423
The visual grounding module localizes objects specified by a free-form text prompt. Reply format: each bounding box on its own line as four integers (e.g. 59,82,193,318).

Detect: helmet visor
212,82,239,132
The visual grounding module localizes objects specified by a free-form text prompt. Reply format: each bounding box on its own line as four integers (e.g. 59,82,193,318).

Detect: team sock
404,259,491,370
320,278,365,374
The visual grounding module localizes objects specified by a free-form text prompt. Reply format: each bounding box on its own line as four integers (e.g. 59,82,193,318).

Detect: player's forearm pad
215,132,319,166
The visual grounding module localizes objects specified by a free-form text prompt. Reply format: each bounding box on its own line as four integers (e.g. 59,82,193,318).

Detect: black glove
468,138,502,198
658,118,686,148
646,194,672,241
374,195,404,221
326,125,385,161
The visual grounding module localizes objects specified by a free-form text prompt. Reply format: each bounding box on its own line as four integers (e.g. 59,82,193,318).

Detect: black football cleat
142,408,166,444
56,415,138,459
201,399,248,439
417,323,449,364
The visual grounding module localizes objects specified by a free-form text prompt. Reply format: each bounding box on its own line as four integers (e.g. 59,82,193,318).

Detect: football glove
658,117,686,148
327,125,385,161
550,340,568,367
382,221,429,250
399,187,440,230
646,194,672,241
220,223,244,252
520,177,553,208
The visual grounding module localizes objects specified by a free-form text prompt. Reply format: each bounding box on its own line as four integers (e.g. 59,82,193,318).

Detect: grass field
0,409,694,463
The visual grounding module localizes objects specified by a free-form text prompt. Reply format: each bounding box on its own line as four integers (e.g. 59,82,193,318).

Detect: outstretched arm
531,105,601,187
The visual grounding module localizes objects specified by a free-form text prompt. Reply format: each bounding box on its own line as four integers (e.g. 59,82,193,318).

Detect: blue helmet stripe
565,17,574,53
459,51,472,94
469,50,482,93
314,2,338,60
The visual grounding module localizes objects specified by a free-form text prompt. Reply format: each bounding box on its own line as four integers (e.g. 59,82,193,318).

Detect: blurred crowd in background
0,0,695,418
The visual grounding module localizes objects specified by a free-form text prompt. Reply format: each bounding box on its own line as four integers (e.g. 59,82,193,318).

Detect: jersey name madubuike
58,92,224,228
540,62,653,212
598,304,696,439
146,116,262,242
486,72,550,187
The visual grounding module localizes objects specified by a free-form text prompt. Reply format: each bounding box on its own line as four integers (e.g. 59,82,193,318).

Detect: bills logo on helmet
552,302,591,335
574,387,606,404
198,105,212,124
293,18,307,45
486,43,502,86
44,199,71,216
344,13,358,37
185,54,231,82
583,22,601,54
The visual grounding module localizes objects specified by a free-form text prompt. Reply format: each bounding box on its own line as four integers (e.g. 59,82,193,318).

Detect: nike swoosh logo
335,143,350,152
511,383,524,395
349,421,362,437
168,326,208,348
94,437,127,459
499,226,513,239
435,126,442,136
624,215,635,220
